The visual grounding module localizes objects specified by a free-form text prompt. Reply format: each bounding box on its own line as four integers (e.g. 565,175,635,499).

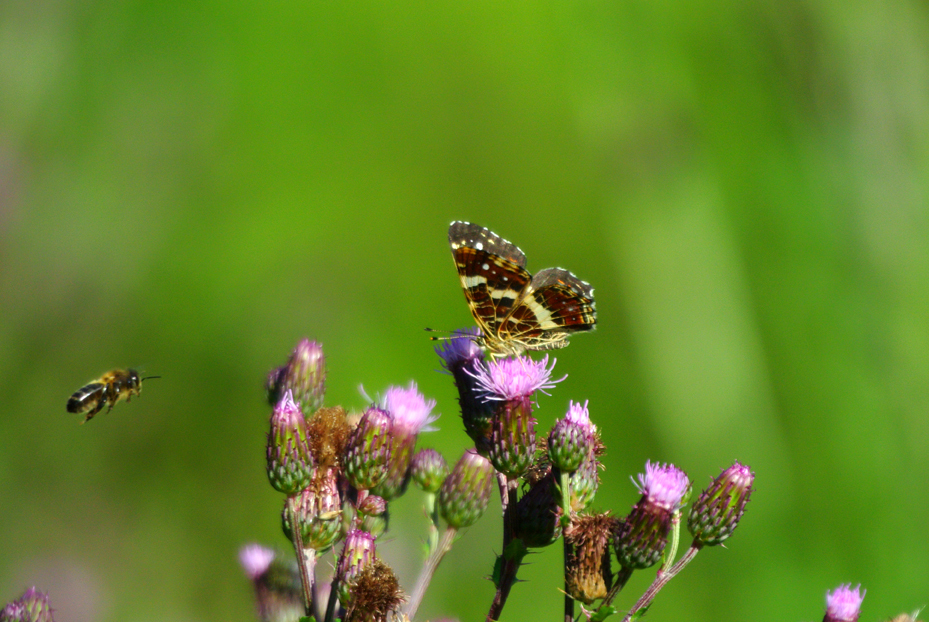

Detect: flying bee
67,369,160,423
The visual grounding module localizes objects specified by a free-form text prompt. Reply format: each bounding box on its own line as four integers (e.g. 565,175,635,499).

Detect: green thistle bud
614,462,690,569
549,401,596,473
266,391,314,495
688,462,754,546
1,587,54,622
410,448,449,494
343,407,392,491
568,453,600,513
488,398,536,479
438,449,495,530
267,339,327,414
282,468,343,552
565,513,616,605
513,470,562,548
336,529,377,606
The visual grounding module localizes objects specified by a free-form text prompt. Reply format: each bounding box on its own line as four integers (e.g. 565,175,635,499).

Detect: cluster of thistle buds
236,333,909,622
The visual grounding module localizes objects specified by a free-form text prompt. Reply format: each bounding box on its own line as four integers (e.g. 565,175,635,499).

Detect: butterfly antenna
142,375,162,382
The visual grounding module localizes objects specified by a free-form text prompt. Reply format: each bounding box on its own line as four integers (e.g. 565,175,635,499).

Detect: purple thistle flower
437,329,495,453
239,544,276,580
343,406,393,492
824,584,866,622
467,355,564,402
615,461,690,569
633,461,691,512
435,327,484,371
336,529,378,606
1,587,55,622
371,382,438,500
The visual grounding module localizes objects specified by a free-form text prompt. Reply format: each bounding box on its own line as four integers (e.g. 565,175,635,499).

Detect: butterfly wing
449,222,532,349
498,267,597,351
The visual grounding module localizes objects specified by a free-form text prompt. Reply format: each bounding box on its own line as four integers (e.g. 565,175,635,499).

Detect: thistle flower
1,587,54,622
688,462,754,546
282,468,343,552
436,328,494,453
343,407,393,491
824,584,866,622
568,450,601,513
336,529,378,606
565,513,616,605
266,391,314,495
548,400,597,473
267,339,327,414
371,382,438,500
614,461,690,569
410,448,449,494
469,355,562,478
305,405,352,471
438,449,495,530
343,559,405,622
237,545,303,622
513,470,562,548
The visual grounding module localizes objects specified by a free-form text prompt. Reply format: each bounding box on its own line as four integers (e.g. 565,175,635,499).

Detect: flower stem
287,496,314,616
621,544,702,622
406,527,458,620
486,478,523,622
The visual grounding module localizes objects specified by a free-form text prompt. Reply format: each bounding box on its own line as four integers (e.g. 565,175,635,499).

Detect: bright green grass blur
2,1,928,621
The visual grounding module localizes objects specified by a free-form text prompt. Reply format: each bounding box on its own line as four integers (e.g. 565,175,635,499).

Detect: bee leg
82,401,105,424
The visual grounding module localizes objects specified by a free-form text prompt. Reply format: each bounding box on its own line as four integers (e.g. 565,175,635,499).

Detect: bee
66,369,160,423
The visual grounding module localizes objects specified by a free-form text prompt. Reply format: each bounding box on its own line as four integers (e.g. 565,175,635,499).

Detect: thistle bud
343,559,405,622
565,513,616,605
568,452,600,513
436,328,495,453
358,495,387,517
614,461,690,569
468,356,562,478
282,468,343,552
438,449,495,529
549,401,597,473
1,587,54,622
370,383,438,501
336,529,378,606
824,584,865,622
238,545,303,622
343,407,393,491
267,339,327,414
688,462,754,546
410,448,449,494
266,391,314,495
513,470,561,548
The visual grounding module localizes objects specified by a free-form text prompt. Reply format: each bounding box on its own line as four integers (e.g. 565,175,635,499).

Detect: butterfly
448,221,597,357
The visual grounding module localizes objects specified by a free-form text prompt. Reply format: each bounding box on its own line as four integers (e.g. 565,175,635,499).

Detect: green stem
406,527,458,620
621,544,702,622
287,496,314,616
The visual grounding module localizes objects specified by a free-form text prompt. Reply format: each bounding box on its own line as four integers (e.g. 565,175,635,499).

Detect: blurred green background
2,1,928,621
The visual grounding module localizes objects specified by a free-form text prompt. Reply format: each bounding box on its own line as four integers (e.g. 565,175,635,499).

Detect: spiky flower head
468,354,563,403
0,587,54,622
343,559,405,622
513,470,561,548
565,513,616,605
267,339,327,414
305,405,352,471
438,449,495,530
825,584,866,622
614,461,690,569
237,545,303,622
336,529,378,606
436,328,495,453
343,406,393,491
282,468,343,552
487,394,537,479
549,400,597,473
371,382,438,500
688,462,754,546
266,391,314,495
410,448,449,494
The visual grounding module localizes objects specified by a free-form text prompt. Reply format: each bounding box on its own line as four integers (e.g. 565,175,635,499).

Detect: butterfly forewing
449,221,597,356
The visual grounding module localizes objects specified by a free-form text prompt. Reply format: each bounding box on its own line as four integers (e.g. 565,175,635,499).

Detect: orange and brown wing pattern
448,221,597,357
